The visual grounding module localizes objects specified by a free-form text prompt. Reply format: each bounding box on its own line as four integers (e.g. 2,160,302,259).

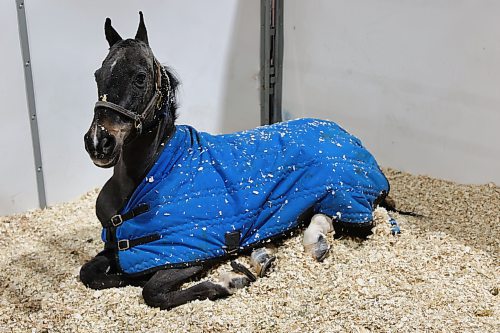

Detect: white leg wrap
303,214,333,246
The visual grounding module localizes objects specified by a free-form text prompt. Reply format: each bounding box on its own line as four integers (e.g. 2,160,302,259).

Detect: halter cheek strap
94,58,169,134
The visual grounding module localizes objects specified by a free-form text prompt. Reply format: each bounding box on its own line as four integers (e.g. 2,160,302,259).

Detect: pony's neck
95,114,174,223
116,60,176,184
116,115,173,183
95,62,178,223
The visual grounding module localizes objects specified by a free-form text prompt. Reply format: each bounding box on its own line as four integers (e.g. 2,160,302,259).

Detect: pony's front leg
80,250,146,289
142,266,246,310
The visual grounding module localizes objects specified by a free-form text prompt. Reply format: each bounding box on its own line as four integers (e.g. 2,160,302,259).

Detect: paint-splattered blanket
103,118,389,275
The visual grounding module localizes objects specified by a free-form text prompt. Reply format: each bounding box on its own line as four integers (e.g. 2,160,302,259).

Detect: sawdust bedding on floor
0,169,498,333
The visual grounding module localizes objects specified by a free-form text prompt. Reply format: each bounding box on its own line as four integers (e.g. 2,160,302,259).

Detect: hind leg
143,265,251,310
303,214,334,261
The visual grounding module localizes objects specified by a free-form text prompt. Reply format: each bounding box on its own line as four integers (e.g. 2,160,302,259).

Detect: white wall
4,0,499,215
283,0,500,184
0,1,39,215
17,0,259,209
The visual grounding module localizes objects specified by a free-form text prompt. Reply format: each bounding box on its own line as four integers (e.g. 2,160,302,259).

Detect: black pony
81,12,402,310
81,13,278,309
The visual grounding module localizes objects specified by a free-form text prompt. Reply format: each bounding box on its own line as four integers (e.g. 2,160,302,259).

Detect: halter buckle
134,118,143,133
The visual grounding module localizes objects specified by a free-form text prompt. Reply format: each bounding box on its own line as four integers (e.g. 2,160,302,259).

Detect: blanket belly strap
105,233,161,251
108,230,242,255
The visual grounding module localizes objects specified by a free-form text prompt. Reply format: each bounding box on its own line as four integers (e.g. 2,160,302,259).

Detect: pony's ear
135,11,149,45
105,18,122,47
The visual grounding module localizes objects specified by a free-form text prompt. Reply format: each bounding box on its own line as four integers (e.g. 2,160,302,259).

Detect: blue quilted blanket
103,118,389,275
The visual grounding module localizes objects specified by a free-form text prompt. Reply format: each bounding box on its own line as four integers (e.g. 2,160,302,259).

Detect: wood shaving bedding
0,169,498,332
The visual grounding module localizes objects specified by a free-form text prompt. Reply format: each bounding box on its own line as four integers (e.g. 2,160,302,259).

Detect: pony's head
84,12,178,168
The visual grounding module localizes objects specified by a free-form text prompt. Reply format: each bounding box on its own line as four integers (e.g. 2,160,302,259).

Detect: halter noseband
94,58,169,134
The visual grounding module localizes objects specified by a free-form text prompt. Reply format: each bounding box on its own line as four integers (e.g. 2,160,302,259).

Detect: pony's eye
135,73,147,87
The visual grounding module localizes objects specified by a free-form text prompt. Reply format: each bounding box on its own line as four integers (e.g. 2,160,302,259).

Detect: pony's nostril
99,136,116,155
101,137,109,148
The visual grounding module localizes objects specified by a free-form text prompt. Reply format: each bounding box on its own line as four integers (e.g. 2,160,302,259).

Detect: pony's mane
160,65,180,121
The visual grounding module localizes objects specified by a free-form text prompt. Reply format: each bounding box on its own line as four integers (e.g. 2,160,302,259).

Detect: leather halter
94,58,169,134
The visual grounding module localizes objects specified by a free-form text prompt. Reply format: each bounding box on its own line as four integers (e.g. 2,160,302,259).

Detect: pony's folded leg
80,253,146,289
142,267,231,310
303,214,334,262
217,245,278,294
217,271,251,293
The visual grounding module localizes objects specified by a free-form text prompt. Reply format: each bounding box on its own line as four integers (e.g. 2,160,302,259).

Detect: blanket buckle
110,214,123,227
117,239,130,251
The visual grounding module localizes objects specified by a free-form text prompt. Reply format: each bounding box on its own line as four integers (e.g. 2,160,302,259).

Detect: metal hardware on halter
93,58,166,134
134,118,143,133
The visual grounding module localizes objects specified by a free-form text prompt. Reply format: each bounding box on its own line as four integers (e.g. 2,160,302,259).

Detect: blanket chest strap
104,203,150,228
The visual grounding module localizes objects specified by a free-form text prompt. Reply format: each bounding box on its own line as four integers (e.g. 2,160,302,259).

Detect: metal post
16,0,47,208
260,0,284,125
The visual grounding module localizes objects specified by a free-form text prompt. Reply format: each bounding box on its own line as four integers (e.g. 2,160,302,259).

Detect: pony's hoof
250,247,276,277
304,233,330,262
217,272,251,293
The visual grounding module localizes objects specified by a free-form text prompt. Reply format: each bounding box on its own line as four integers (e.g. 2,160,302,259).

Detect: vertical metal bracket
16,0,47,209
260,0,284,125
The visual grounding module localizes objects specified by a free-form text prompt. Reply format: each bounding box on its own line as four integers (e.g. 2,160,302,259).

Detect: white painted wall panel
23,0,259,206
283,1,500,184
0,1,39,215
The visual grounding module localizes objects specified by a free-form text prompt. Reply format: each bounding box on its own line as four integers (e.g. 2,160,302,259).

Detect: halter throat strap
94,58,169,134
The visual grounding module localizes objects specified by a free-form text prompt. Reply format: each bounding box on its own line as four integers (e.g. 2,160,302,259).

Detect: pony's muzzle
84,124,118,167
